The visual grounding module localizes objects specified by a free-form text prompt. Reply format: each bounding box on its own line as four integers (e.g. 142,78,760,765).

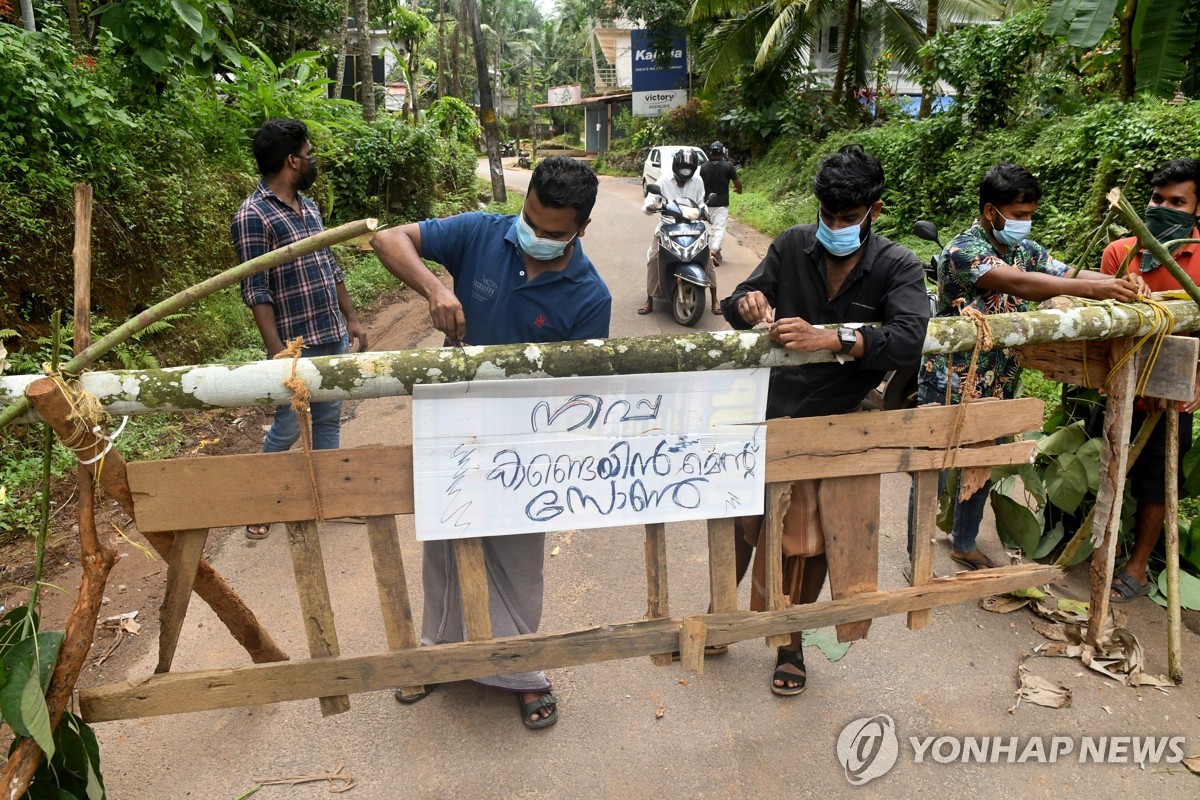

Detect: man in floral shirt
916,163,1145,571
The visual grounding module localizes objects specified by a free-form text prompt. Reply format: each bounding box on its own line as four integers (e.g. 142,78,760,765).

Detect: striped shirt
231,180,346,346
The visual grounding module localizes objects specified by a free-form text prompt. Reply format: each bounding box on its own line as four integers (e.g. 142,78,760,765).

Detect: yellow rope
51,374,110,480
276,337,325,522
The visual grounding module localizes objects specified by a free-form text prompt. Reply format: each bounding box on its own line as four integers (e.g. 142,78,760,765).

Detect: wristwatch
837,327,857,355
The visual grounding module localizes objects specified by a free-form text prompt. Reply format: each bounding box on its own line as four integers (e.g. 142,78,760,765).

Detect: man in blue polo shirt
371,156,611,731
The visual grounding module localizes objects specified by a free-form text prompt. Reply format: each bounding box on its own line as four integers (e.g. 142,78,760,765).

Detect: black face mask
1139,205,1198,272
296,155,318,192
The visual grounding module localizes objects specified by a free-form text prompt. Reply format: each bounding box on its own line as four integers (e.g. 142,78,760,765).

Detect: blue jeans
906,382,990,555
263,337,348,453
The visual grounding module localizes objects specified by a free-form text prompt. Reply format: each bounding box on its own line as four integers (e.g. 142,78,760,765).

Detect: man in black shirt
719,144,930,696
699,141,742,265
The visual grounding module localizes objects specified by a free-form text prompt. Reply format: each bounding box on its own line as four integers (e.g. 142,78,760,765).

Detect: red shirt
1100,228,1200,292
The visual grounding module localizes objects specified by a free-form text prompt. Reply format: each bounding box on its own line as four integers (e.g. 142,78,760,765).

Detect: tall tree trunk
333,0,350,100
464,0,506,202
355,0,376,121
65,0,83,49
409,46,420,120
437,0,447,98
1119,0,1138,101
917,0,938,119
831,0,856,104
18,0,35,31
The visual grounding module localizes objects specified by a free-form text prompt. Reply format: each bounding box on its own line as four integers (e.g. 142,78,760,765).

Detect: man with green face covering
1100,158,1200,602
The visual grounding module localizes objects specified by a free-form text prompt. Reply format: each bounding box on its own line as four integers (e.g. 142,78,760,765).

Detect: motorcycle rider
638,149,719,316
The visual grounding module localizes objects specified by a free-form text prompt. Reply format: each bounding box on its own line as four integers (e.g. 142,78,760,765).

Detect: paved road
94,164,1200,799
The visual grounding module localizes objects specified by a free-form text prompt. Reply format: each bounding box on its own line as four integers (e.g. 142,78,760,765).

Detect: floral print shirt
919,222,1069,403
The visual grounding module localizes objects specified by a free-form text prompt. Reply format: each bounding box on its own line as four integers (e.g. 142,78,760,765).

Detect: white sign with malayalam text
412,370,769,540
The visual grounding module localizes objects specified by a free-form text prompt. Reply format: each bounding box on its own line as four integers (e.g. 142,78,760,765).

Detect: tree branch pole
1165,408,1183,682
24,378,290,665
1106,188,1200,306
5,299,1200,422
0,218,378,430
1,184,118,800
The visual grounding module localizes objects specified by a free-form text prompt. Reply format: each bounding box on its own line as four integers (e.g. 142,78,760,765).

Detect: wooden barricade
78,398,1055,723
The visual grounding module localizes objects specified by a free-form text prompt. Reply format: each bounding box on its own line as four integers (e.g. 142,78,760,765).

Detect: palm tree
689,0,1001,102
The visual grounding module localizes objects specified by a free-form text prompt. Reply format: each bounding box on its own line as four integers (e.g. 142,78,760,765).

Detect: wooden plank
679,617,707,674
127,404,1041,534
907,471,939,630
79,564,1061,723
128,446,414,532
706,517,738,613
452,538,493,641
762,482,792,648
365,515,425,700
644,522,671,666
765,440,1037,483
819,476,881,642
1021,337,1198,402
1165,409,1184,683
1086,351,1137,650
764,398,1043,456
285,521,350,716
155,529,208,674
1139,336,1199,402
1020,341,1110,387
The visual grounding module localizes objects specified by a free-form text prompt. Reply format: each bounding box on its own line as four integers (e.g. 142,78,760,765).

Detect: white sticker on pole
412,369,768,540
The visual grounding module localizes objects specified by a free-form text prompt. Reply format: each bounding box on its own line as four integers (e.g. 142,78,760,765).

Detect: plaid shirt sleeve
232,205,274,307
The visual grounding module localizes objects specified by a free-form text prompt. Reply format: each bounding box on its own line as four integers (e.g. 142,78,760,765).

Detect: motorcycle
517,149,532,169
645,183,713,327
863,220,943,410
500,139,516,158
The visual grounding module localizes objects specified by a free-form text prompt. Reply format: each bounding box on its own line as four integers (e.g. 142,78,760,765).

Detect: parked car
642,146,709,195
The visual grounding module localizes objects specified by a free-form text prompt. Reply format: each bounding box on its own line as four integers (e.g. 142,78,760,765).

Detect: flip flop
394,683,437,705
950,549,993,571
518,691,558,729
711,303,722,315
245,524,271,540
1110,570,1151,603
637,301,653,315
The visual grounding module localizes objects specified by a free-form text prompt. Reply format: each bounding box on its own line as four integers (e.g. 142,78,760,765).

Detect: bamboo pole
0,218,378,429
6,299,1200,423
1106,188,1200,306
1165,408,1183,683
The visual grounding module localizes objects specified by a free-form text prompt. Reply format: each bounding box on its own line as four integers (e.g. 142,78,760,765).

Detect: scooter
645,183,713,327
517,149,532,169
863,220,943,410
501,139,516,158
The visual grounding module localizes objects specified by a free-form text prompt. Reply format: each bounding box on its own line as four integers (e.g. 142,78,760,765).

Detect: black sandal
518,690,558,729
394,683,437,705
771,646,806,697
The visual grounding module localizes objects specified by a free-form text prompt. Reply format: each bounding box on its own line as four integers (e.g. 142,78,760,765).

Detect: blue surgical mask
817,210,871,257
992,211,1032,247
514,213,576,261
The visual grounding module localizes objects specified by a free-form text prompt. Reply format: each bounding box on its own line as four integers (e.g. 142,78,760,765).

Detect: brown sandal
637,300,653,315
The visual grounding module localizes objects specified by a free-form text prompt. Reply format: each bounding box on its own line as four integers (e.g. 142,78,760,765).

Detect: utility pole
464,0,505,202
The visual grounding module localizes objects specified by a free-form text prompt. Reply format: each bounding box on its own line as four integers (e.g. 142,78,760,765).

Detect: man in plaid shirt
231,118,366,539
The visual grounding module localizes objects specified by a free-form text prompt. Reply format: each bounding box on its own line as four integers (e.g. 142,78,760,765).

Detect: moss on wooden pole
4,297,1200,422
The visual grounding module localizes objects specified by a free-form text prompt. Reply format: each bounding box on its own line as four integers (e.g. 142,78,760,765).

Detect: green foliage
928,9,1059,131
223,44,357,135
97,0,236,95
428,96,483,146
